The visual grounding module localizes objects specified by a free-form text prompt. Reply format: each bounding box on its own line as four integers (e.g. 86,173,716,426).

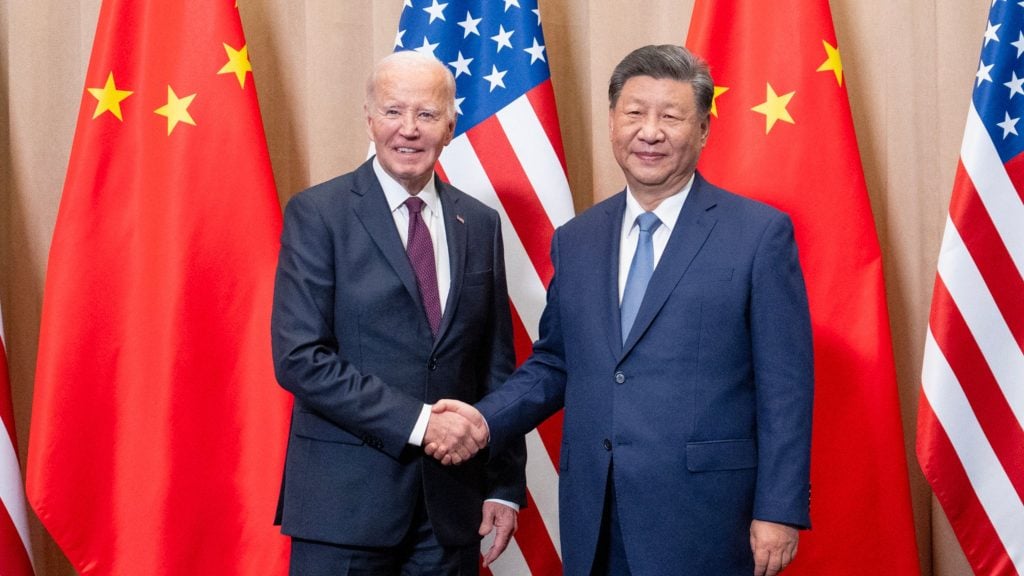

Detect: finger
432,399,455,413
766,551,783,576
482,526,511,567
478,510,495,537
752,549,768,576
424,442,437,457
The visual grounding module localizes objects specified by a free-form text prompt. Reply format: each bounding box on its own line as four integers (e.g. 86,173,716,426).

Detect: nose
638,114,664,142
398,111,418,137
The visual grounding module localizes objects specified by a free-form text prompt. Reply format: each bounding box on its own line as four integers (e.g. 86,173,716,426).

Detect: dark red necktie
404,196,441,337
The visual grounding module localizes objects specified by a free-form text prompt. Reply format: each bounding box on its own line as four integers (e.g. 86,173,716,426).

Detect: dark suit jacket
271,158,526,548
477,173,813,575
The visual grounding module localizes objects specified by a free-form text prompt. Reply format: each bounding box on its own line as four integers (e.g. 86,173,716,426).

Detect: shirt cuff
408,403,432,446
485,498,520,512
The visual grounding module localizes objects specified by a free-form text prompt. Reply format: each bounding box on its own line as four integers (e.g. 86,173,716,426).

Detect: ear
443,116,455,146
608,106,616,142
699,114,711,147
364,104,375,142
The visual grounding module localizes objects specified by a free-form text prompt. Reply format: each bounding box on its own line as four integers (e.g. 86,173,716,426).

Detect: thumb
479,511,495,537
432,400,453,413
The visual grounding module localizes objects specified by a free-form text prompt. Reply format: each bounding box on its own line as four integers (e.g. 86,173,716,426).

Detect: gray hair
608,45,714,117
365,50,457,118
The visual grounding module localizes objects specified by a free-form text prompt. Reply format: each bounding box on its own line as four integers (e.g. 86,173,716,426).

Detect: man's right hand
423,399,489,465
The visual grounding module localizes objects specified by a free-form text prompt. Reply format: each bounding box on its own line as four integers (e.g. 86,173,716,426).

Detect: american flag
0,303,35,576
394,0,573,573
918,1,1024,574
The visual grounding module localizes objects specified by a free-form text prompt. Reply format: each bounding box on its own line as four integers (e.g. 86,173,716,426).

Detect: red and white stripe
919,100,1024,575
0,304,36,576
439,81,573,575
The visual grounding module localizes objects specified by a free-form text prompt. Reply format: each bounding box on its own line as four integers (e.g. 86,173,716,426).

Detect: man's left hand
750,519,798,576
479,501,518,567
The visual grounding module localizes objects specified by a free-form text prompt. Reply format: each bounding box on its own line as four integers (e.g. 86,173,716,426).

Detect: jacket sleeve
749,212,814,529
478,229,568,459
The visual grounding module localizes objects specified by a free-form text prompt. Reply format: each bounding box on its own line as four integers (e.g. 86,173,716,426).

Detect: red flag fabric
686,2,921,574
918,2,1024,574
393,1,574,573
0,304,34,576
25,1,291,573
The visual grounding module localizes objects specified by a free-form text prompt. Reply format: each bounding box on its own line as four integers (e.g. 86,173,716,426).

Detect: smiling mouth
396,147,422,154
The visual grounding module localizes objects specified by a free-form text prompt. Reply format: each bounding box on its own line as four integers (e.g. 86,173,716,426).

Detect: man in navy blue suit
271,51,526,575
429,45,814,576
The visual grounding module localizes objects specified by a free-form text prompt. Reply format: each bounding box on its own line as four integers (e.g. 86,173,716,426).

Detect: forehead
617,75,695,108
373,63,449,105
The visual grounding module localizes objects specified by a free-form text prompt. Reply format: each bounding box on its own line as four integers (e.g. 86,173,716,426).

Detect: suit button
614,371,625,384
603,439,612,451
428,357,438,371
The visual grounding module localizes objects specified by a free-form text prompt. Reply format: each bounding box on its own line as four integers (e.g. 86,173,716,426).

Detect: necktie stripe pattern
405,196,442,337
620,212,661,344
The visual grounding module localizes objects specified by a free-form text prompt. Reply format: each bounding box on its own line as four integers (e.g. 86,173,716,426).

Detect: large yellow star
817,40,843,86
710,85,728,117
154,86,197,135
218,43,252,89
87,72,133,121
751,83,795,134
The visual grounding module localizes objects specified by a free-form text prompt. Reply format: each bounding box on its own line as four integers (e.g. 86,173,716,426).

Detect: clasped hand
423,399,488,465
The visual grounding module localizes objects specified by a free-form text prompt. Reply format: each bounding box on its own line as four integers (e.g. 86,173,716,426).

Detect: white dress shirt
618,175,694,303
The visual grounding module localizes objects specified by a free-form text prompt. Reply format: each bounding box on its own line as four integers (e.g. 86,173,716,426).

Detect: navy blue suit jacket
477,173,813,575
271,159,526,548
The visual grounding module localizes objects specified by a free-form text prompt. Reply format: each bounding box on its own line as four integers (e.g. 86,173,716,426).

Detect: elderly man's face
366,62,455,194
609,75,709,199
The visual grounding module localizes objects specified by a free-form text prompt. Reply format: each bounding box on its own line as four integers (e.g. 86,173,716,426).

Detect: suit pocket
686,439,756,472
463,269,493,286
294,409,365,445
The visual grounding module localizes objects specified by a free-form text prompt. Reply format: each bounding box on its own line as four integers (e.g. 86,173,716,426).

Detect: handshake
423,399,489,465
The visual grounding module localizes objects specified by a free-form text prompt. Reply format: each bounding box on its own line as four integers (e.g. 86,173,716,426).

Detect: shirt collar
623,173,694,234
373,157,441,215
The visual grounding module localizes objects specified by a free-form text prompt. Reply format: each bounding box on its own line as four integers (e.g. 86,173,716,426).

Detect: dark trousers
289,494,479,576
592,464,632,576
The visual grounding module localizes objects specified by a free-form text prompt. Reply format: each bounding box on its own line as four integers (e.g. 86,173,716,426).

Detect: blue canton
976,0,1024,162
396,0,550,138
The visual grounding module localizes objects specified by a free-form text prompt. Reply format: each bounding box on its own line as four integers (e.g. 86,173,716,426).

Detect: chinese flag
687,2,920,574
26,1,291,574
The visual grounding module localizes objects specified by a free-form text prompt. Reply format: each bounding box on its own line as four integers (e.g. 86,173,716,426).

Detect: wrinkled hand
750,519,799,576
423,399,488,465
479,501,518,567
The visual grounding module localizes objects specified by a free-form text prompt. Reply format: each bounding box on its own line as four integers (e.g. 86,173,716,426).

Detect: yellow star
87,72,133,121
751,83,795,134
710,85,728,117
218,43,252,89
817,40,843,86
154,86,197,135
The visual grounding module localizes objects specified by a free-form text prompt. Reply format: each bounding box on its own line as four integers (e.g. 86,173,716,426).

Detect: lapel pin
456,214,465,224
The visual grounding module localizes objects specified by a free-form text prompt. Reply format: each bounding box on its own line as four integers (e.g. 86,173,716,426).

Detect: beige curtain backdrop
0,0,992,574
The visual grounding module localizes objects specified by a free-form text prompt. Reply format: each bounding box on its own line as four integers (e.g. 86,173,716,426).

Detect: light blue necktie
620,212,661,344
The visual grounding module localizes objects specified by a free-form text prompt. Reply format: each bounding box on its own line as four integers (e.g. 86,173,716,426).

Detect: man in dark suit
271,50,526,575
429,45,814,576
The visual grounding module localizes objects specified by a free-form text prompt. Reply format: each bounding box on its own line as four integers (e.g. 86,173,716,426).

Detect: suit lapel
350,161,422,310
621,176,718,358
602,193,628,360
436,180,465,346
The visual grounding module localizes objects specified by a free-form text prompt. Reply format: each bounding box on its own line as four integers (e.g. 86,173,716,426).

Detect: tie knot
405,196,425,215
636,211,661,234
